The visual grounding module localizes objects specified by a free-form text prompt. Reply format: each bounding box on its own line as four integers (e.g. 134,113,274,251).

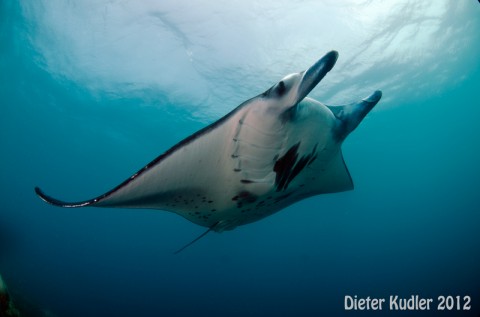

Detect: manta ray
35,51,381,251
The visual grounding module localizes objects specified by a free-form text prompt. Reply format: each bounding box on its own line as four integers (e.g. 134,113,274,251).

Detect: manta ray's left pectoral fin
34,186,100,208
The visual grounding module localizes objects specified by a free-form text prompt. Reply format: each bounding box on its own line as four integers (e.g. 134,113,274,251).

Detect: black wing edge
34,187,97,208
33,94,256,210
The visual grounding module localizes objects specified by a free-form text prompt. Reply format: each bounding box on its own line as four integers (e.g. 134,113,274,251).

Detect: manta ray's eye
276,81,286,96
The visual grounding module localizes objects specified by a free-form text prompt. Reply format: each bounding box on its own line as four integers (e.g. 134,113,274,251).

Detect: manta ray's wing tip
34,186,92,208
35,186,64,206
35,186,49,202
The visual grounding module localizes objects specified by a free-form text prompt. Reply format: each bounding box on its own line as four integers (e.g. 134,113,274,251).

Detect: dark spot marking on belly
232,191,257,208
274,142,300,191
274,143,318,191
308,154,317,166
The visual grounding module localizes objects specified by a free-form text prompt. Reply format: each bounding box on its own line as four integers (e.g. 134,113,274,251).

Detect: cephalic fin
327,90,382,141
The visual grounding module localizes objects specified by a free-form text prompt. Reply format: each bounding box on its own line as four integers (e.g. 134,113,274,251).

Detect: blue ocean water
1,1,479,316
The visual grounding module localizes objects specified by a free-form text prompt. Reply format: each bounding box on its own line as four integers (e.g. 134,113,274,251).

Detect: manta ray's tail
173,222,219,255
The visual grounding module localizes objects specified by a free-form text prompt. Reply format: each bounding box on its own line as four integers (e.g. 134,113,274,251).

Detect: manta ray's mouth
296,50,339,103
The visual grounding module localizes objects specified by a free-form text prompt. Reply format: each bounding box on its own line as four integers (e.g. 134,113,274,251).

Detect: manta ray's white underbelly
172,107,345,232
